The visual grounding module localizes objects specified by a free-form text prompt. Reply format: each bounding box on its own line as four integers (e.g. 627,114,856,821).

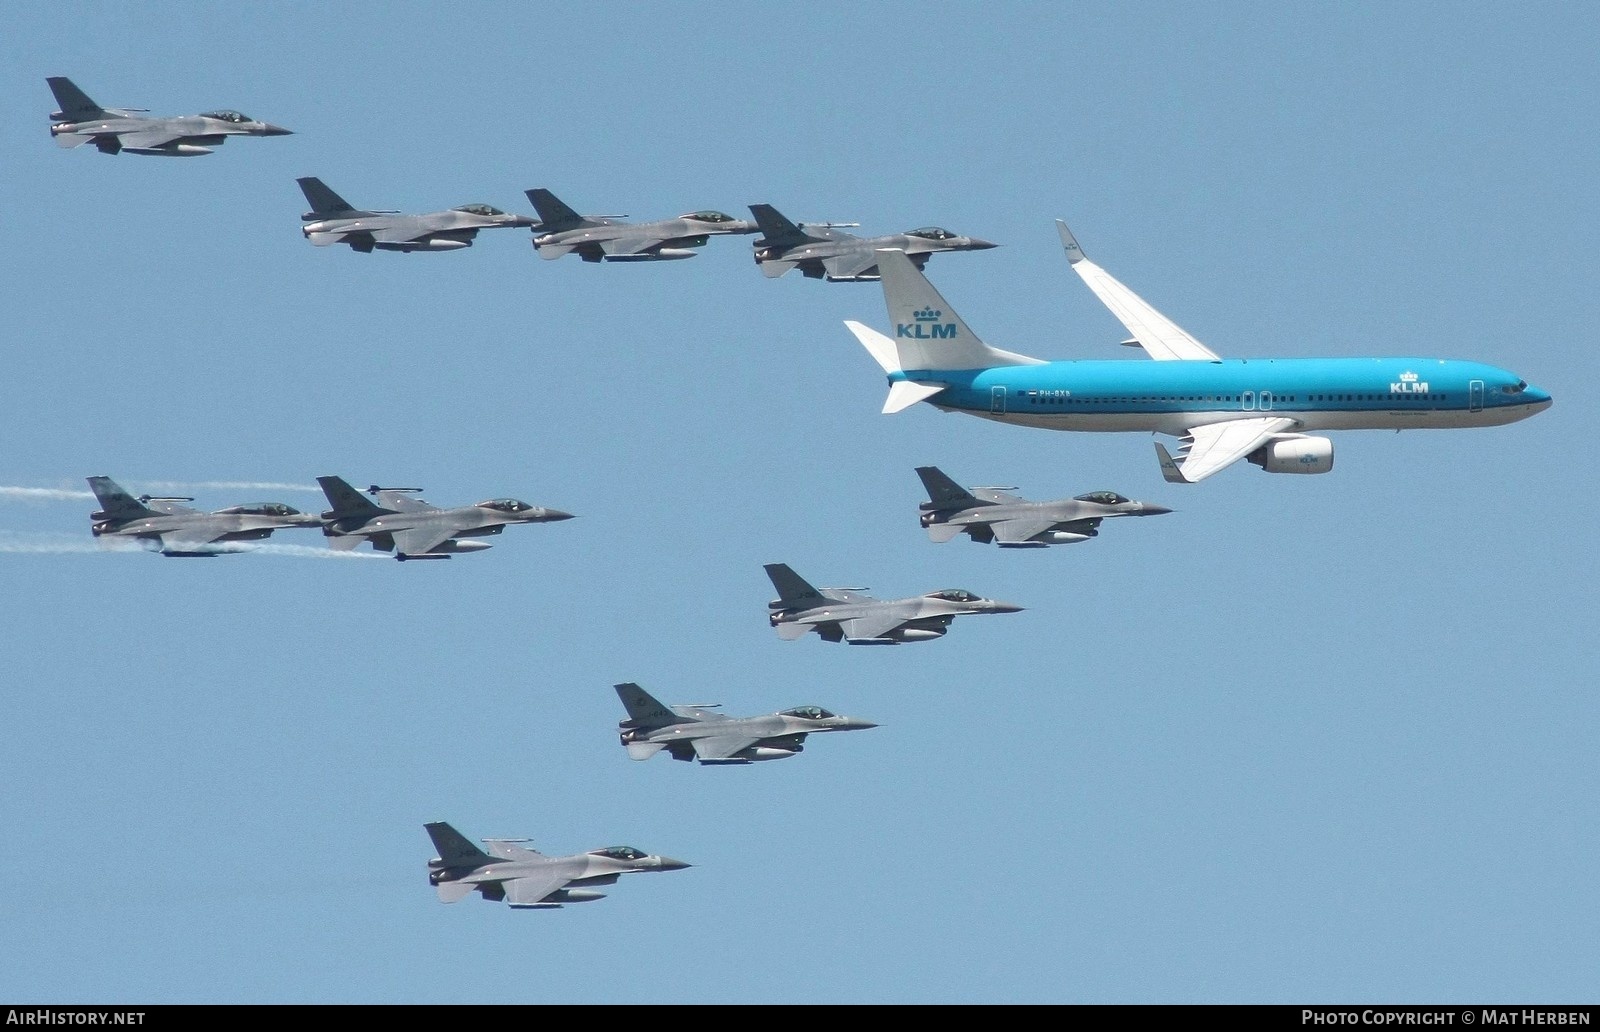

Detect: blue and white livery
845,222,1552,483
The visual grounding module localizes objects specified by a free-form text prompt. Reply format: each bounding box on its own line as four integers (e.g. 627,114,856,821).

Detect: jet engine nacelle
1248,434,1334,475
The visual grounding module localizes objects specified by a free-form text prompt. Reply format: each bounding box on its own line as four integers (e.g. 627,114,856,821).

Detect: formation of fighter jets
915,467,1171,547
748,203,996,281
764,563,1023,645
82,476,571,560
297,177,537,252
47,76,291,156
46,73,1554,915
87,476,319,555
614,683,877,764
425,821,689,909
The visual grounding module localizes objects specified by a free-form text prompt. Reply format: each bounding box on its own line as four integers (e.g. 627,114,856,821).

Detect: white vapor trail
136,481,322,494
0,486,95,502
2,481,323,505
0,532,384,560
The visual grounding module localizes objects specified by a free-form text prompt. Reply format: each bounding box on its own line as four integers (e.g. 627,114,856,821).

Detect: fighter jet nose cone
853,721,881,730
262,124,294,136
540,509,576,522
656,857,692,871
991,602,1025,613
968,238,999,250
1141,504,1174,516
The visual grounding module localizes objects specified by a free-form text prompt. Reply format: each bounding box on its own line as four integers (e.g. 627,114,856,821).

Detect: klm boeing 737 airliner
845,222,1552,483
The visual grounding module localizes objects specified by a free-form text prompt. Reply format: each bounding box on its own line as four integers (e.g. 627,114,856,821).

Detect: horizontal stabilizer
759,259,796,278
535,243,573,260
626,741,667,760
435,881,474,903
926,523,965,543
845,320,899,373
775,622,812,640
883,380,945,414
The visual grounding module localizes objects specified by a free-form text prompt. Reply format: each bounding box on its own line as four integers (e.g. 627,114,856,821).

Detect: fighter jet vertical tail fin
47,77,104,120
764,563,825,606
424,822,493,867
525,189,583,227
915,466,981,509
85,476,156,519
297,177,356,216
614,683,679,727
874,250,1044,372
316,476,391,519
748,203,812,243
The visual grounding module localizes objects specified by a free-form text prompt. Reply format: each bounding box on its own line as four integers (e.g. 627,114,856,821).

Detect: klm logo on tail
897,307,957,340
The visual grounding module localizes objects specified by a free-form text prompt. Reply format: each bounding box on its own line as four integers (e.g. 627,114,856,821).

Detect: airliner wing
1159,416,1297,483
1056,220,1221,362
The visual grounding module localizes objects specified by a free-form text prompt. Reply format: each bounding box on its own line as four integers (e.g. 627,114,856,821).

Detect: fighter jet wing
601,236,654,256
501,872,567,907
114,128,184,150
990,519,1057,545
143,500,203,516
838,614,910,642
690,735,762,761
822,251,879,280
1056,220,1221,362
157,530,229,552
1159,416,1298,483
390,526,458,556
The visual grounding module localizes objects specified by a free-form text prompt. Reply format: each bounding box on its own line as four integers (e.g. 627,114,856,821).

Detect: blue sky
2,1,1595,1004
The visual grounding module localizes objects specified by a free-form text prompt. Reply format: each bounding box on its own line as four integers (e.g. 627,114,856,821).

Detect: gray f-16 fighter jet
764,563,1022,645
297,177,536,252
425,821,690,909
747,203,996,281
526,188,757,262
47,76,291,156
613,682,877,764
86,476,319,556
916,466,1172,547
316,477,573,560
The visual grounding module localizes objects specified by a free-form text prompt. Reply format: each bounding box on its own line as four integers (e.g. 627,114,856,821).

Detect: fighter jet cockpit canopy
201,110,252,123
475,498,533,513
213,503,303,516
906,227,956,240
591,847,648,861
1074,491,1130,505
453,204,507,217
681,210,738,223
781,706,835,720
927,589,981,603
